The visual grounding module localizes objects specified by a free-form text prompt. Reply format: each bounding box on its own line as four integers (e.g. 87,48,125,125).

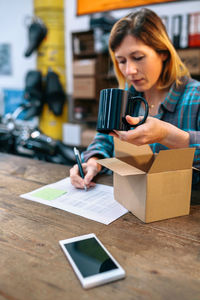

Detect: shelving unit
71,30,117,125
64,30,118,148
177,48,200,80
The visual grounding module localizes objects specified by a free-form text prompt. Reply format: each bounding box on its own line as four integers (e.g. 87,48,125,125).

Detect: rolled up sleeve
81,132,114,162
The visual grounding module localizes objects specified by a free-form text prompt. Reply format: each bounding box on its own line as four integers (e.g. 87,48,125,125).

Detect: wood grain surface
0,153,200,300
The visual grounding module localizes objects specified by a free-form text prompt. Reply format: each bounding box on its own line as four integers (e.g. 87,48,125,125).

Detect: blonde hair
109,8,190,89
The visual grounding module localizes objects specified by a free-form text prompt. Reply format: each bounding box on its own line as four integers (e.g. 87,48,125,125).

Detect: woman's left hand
109,115,189,148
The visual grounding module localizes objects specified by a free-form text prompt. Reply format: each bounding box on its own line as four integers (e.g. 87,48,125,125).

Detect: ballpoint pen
73,147,87,191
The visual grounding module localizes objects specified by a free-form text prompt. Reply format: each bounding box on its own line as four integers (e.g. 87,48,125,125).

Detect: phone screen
64,237,118,278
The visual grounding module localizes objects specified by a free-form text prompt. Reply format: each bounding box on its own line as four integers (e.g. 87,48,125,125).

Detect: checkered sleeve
81,132,114,162
188,108,200,170
186,83,200,170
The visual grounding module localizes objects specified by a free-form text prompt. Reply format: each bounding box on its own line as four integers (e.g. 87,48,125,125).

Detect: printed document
20,177,128,225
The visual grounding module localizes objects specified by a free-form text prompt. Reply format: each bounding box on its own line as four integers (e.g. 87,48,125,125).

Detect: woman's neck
144,88,169,116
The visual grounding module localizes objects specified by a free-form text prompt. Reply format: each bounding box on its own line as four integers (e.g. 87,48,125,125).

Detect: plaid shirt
82,77,200,184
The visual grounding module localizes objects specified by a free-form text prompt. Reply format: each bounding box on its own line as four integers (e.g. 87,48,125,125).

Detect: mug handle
122,96,149,129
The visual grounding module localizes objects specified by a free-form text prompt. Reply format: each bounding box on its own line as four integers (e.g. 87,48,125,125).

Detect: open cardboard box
98,138,195,223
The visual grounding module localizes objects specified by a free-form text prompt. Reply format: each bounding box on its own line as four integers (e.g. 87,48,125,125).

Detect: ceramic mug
96,88,149,133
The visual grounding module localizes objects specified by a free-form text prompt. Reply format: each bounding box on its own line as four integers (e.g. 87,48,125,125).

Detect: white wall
0,0,35,90
65,0,200,94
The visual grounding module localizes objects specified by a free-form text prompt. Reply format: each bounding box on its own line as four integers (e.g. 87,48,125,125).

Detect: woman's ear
160,51,168,62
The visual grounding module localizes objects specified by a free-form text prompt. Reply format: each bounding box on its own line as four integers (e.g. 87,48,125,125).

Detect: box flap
114,138,153,156
148,148,195,174
114,138,154,172
97,158,146,176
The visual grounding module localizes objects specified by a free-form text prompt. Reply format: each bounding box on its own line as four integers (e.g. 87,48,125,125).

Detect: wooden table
0,153,200,300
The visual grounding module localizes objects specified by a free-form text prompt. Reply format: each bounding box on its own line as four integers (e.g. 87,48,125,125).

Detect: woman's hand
70,157,102,189
110,115,189,148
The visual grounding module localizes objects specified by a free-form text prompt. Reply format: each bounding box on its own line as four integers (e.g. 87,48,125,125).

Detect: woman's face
114,35,166,93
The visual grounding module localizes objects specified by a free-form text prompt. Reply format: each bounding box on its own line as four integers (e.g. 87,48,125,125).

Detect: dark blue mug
96,88,149,134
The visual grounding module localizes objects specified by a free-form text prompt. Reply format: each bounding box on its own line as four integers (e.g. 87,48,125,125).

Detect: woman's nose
126,62,138,75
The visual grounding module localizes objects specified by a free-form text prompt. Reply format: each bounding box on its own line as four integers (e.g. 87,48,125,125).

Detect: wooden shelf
177,48,200,75
71,30,117,125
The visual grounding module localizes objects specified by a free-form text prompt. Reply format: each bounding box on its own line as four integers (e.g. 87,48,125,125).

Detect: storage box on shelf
73,77,96,99
73,59,96,76
177,48,200,75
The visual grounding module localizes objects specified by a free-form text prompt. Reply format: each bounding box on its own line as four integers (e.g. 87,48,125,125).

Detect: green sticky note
32,187,67,201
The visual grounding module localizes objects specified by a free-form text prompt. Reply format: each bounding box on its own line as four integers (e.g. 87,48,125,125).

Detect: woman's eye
118,60,126,64
134,56,144,61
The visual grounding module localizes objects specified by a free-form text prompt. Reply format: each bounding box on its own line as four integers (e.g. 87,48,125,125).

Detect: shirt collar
162,76,189,112
129,76,189,113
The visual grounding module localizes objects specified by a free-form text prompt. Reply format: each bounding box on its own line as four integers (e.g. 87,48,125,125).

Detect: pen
73,147,87,191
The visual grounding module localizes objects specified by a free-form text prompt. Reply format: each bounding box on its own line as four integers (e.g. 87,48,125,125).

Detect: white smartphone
59,233,126,289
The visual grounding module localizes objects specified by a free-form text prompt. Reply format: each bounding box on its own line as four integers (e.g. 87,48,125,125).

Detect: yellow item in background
77,0,175,16
34,0,68,140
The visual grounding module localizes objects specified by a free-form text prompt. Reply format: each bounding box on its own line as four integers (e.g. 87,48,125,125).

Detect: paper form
20,177,128,225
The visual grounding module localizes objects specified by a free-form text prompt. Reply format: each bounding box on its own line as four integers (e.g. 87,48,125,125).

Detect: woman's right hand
70,157,102,189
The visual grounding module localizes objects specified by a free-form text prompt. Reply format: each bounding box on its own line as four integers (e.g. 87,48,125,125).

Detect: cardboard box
73,59,96,76
178,49,200,74
73,77,95,99
98,138,195,223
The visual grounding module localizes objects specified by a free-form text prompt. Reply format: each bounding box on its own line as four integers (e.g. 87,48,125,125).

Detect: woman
70,8,200,189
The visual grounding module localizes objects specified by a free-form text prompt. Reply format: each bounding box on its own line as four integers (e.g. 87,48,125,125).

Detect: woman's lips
132,78,144,84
